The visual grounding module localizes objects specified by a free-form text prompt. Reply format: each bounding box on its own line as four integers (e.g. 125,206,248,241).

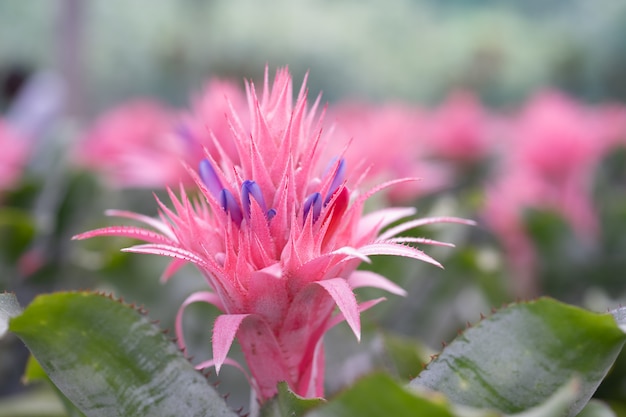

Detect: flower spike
73,66,471,403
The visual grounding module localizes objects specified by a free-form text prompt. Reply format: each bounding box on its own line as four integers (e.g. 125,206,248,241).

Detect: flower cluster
481,92,626,296
329,91,626,297
74,68,471,402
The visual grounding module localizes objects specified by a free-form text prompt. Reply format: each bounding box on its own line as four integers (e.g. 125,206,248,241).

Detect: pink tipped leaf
329,246,371,263
352,178,420,209
159,258,187,283
385,236,456,247
359,207,417,233
213,313,291,399
212,314,250,374
121,243,206,265
358,242,443,268
175,291,225,350
104,209,176,239
348,270,407,296
71,226,173,245
377,216,476,241
325,297,386,333
313,278,361,341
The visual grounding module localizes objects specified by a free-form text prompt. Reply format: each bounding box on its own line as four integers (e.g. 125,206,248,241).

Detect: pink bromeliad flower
74,68,471,402
74,100,189,188
425,90,496,163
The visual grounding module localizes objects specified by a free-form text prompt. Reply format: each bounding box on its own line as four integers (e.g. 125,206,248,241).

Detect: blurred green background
4,0,626,113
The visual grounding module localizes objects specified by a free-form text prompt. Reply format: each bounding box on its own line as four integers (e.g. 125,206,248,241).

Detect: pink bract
74,68,472,403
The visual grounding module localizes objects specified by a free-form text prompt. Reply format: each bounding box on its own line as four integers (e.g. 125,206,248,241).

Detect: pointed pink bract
212,314,249,375
313,278,361,340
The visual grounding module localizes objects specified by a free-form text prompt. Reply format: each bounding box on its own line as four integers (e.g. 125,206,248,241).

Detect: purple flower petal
303,192,322,223
199,159,223,198
241,179,267,218
219,188,243,225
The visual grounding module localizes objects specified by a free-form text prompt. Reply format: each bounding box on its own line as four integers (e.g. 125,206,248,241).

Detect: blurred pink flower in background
73,100,188,188
593,101,626,149
74,80,251,189
0,119,30,193
328,102,452,204
179,79,249,169
482,91,626,297
75,68,471,402
424,91,496,163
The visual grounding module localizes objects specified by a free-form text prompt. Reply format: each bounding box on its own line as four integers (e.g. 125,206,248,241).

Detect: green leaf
576,400,617,417
23,354,49,383
304,374,580,417
410,298,626,416
23,355,88,417
0,208,35,260
260,382,325,417
507,378,580,417
9,291,237,417
0,292,22,338
0,385,67,417
306,373,460,417
605,401,626,417
381,331,432,381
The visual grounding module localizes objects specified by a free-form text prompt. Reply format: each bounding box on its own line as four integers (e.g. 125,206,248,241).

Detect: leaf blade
307,373,458,417
410,298,626,416
9,291,237,417
260,382,325,417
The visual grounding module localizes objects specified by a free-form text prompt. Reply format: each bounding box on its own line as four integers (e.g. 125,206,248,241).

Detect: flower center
198,157,346,227
199,159,274,225
302,158,346,224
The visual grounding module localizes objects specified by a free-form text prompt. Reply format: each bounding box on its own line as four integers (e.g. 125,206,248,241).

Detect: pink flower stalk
0,119,30,193
74,100,190,188
74,68,471,402
328,102,453,204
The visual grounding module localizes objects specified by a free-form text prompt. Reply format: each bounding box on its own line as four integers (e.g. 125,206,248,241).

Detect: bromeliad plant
74,67,473,402
1,67,626,417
